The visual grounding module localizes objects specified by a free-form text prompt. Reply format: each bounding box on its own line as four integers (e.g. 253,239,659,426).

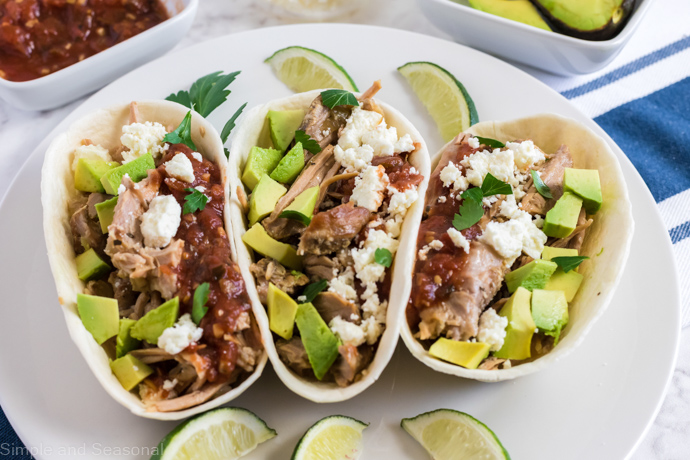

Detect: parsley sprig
321,89,359,109
192,282,210,325
295,130,322,154
475,136,505,149
221,102,247,158
166,71,240,117
551,256,589,273
163,111,196,150
183,187,209,215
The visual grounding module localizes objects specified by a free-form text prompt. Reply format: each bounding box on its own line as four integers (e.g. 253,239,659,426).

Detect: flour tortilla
400,114,634,382
228,90,430,402
41,100,268,420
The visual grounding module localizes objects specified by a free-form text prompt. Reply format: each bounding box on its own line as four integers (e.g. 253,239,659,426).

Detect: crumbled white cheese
507,140,545,172
361,123,399,157
479,220,525,262
418,240,444,261
461,148,516,189
533,215,545,228
395,134,415,153
362,294,387,323
447,228,470,253
497,195,547,259
384,214,404,238
297,295,307,303
351,165,389,212
361,316,384,345
328,267,358,302
503,360,512,369
387,186,418,217
477,308,508,352
439,161,469,192
191,151,203,162
482,194,500,207
468,137,480,149
195,186,206,193
330,316,365,347
141,195,181,248
157,314,203,355
120,121,168,162
165,153,195,183
117,183,126,195
71,144,113,171
162,379,178,391
438,196,447,204
334,145,375,172
338,107,384,150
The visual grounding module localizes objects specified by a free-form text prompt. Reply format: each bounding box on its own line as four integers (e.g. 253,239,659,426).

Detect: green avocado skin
295,302,340,380
528,0,636,40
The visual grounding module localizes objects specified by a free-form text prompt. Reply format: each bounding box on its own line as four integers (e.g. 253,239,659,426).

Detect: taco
228,83,430,402
42,101,267,419
402,114,633,381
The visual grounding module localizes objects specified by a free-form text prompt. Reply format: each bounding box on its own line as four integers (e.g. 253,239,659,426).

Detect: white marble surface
0,0,687,458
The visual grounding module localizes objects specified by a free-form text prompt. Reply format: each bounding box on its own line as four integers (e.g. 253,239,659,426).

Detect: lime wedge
401,409,510,460
398,61,479,142
152,408,277,460
291,415,368,460
266,46,358,93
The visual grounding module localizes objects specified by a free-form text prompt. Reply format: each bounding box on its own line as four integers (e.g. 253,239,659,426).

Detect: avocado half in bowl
41,101,269,420
228,86,430,403
401,113,634,381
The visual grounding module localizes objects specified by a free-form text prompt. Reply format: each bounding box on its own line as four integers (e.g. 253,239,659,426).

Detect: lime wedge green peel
401,409,510,460
291,415,368,460
151,407,277,460
265,46,358,93
398,61,479,142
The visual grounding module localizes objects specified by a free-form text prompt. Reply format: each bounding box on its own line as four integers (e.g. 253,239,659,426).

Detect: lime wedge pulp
152,407,277,460
401,409,510,460
291,415,369,460
398,61,479,142
265,46,359,93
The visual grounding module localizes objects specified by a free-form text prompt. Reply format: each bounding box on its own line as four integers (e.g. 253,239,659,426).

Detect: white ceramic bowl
418,0,655,75
0,0,197,112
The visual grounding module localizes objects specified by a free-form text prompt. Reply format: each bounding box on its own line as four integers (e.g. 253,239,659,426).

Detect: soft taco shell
401,113,634,382
41,101,269,420
228,90,430,402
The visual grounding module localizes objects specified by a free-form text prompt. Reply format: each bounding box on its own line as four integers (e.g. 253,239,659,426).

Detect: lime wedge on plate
401,409,510,460
266,46,359,92
398,61,479,142
151,407,276,460
291,415,368,460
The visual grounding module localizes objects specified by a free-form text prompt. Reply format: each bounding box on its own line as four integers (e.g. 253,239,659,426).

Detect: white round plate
0,24,679,460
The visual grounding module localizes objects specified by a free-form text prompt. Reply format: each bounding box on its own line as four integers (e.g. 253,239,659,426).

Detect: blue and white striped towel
522,0,690,328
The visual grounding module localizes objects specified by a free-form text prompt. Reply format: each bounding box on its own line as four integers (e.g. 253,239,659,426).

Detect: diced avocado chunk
268,109,305,152
100,153,155,195
242,146,283,191
564,168,602,214
116,318,141,359
75,248,111,281
110,354,153,391
95,196,118,234
545,269,583,302
268,283,298,340
429,338,491,369
295,302,340,380
270,142,304,184
242,223,302,270
248,175,287,226
494,287,535,360
532,289,569,344
505,259,557,293
541,246,578,262
284,186,320,221
130,297,179,344
74,158,119,193
77,293,119,345
543,192,583,238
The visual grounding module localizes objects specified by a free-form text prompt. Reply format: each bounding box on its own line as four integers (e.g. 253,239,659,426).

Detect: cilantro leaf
183,187,209,215
279,210,311,226
475,136,505,149
453,191,484,231
462,187,483,203
481,173,513,197
530,169,553,199
192,282,210,325
320,89,359,109
166,71,240,117
301,279,328,303
166,90,192,108
221,102,247,144
551,256,589,273
163,111,196,150
295,130,322,154
375,248,393,267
